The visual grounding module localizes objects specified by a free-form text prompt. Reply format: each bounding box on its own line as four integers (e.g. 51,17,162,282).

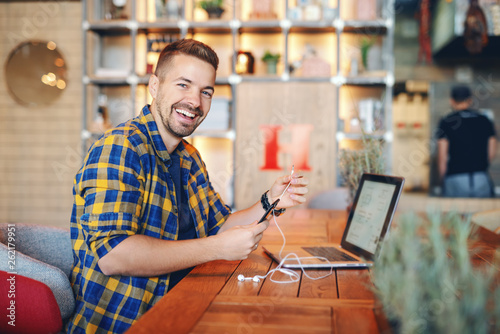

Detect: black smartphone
258,199,280,223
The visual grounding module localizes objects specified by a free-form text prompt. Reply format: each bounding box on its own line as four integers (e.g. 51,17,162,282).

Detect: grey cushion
0,223,73,277
0,223,75,321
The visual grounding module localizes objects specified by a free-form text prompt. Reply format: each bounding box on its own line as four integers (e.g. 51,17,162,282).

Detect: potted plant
371,211,500,333
155,0,167,19
155,0,180,20
197,0,224,19
261,50,280,74
360,36,375,71
339,135,385,209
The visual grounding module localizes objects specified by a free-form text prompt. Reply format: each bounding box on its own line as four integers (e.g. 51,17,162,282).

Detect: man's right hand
215,220,270,261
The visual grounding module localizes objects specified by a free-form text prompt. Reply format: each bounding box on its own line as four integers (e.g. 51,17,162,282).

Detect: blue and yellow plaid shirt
68,105,231,333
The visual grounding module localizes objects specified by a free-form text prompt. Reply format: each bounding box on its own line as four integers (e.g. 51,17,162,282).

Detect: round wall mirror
5,40,67,107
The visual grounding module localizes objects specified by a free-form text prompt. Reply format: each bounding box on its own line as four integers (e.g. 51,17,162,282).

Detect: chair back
0,223,75,324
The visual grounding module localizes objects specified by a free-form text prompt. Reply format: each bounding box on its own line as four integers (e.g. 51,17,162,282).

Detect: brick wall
0,2,82,228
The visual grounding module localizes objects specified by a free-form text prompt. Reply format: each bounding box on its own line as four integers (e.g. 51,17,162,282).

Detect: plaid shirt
68,105,231,333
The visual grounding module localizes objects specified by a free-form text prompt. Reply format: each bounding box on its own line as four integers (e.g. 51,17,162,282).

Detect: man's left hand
268,171,309,208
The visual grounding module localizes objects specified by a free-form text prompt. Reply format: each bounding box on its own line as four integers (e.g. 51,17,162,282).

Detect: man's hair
154,39,219,80
451,85,472,103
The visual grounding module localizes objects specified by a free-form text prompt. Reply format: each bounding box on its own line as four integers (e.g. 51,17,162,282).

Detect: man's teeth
176,109,195,118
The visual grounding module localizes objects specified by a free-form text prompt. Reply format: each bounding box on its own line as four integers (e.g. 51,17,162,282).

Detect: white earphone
237,274,260,283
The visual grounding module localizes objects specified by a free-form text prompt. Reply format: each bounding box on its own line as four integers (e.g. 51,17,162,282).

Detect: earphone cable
257,167,334,284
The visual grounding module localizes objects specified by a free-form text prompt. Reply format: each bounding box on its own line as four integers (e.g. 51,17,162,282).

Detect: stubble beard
155,99,201,138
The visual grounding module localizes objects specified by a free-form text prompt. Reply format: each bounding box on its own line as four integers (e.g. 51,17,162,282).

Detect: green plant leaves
371,211,500,333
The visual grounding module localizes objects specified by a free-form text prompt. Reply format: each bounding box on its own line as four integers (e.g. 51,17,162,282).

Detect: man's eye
202,91,213,98
178,83,187,88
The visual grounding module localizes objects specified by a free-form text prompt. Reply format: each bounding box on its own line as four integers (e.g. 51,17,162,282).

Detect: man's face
152,54,216,139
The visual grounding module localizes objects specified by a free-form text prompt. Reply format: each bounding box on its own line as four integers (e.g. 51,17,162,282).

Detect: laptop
263,173,405,269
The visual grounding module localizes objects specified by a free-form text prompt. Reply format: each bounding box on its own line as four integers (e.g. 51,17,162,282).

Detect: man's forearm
98,234,220,277
437,139,448,180
488,136,497,163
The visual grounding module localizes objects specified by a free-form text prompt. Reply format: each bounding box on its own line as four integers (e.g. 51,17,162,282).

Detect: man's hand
98,219,270,277
268,171,309,208
217,171,308,234
215,220,269,261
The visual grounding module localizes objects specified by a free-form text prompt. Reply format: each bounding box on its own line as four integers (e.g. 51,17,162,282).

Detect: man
437,85,497,197
67,39,308,333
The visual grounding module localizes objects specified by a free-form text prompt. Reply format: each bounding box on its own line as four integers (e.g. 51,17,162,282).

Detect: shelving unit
82,0,395,208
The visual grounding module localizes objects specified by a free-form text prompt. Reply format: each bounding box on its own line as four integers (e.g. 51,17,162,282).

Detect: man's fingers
253,219,269,233
291,173,308,185
288,186,309,195
254,231,264,243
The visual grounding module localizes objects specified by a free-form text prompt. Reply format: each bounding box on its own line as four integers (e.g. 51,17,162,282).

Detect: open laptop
263,173,405,269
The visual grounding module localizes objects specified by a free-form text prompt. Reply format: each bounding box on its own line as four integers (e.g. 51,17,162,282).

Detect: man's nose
185,90,201,109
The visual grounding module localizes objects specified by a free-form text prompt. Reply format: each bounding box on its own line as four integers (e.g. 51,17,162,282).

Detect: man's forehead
167,55,215,82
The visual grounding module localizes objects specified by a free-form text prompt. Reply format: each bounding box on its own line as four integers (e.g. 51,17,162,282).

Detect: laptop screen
340,174,404,260
345,181,396,253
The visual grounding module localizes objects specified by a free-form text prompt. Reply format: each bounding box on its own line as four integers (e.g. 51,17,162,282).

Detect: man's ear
148,74,160,99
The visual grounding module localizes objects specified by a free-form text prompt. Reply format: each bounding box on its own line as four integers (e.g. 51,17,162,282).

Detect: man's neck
164,138,181,155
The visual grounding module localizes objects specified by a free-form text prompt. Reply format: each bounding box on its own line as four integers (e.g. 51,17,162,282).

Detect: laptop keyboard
302,247,358,262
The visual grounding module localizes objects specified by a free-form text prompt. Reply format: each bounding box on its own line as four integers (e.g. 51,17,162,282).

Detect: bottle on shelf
91,94,113,133
146,34,179,74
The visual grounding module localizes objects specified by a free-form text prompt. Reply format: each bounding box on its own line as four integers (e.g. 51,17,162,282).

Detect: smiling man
67,39,308,334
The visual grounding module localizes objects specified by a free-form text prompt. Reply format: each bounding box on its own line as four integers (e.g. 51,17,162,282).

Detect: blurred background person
437,85,497,197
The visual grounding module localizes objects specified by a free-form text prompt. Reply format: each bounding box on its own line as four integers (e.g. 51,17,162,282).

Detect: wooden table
126,209,500,334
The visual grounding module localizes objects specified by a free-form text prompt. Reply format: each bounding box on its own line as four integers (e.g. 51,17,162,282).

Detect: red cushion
0,270,62,334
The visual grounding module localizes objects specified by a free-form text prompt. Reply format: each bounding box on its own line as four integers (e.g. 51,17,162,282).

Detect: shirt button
173,207,178,214
159,282,166,287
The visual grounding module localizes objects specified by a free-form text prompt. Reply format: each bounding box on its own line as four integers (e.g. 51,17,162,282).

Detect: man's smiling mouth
176,108,196,119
